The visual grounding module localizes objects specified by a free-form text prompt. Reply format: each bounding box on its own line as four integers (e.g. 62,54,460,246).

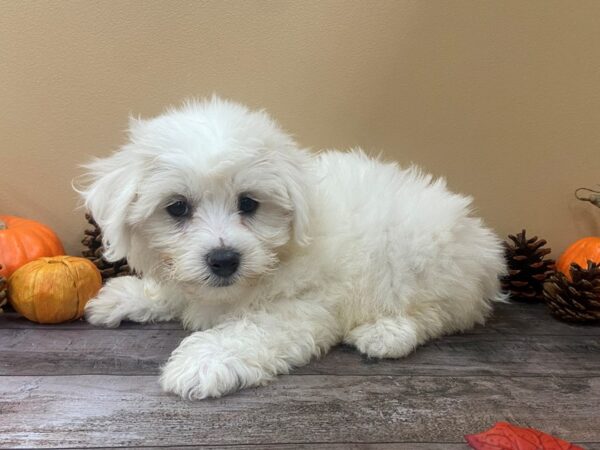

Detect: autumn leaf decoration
465,422,584,450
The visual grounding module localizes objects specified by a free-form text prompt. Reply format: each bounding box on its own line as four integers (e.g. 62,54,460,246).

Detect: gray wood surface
119,446,477,450
1,375,598,448
0,301,598,449
124,445,476,450
120,445,600,450
35,445,600,450
2,328,599,377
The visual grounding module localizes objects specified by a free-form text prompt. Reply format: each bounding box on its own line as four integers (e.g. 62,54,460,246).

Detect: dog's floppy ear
75,148,141,261
280,147,312,246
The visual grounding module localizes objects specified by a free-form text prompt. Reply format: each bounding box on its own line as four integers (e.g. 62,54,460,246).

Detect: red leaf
465,422,584,450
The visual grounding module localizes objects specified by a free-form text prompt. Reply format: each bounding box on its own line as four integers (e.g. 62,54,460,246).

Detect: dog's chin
198,273,253,295
208,276,237,288
175,267,266,301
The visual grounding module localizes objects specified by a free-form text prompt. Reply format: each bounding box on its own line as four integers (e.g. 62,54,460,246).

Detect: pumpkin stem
0,219,6,230
575,187,600,208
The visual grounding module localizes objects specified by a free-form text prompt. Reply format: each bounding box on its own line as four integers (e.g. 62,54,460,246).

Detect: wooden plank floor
1,302,599,449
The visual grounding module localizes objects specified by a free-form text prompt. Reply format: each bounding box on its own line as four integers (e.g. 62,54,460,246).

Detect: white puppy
79,97,507,400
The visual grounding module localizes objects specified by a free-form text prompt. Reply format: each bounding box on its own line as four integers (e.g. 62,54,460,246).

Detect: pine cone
502,230,555,301
543,261,600,323
82,213,133,281
0,275,7,311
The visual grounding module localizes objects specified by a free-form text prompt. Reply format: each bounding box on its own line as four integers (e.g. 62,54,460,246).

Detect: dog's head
77,97,312,294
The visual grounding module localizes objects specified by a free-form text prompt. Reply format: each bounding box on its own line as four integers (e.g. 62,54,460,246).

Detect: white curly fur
77,97,507,400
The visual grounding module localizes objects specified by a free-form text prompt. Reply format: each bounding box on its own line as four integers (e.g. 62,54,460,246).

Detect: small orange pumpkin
8,256,101,324
556,236,600,279
0,215,65,278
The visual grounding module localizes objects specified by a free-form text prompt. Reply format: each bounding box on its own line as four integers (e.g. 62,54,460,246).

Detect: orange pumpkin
8,256,101,324
0,215,64,278
556,236,600,279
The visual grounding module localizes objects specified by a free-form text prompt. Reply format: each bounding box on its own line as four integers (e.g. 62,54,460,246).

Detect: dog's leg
84,276,178,327
160,299,340,399
344,316,424,359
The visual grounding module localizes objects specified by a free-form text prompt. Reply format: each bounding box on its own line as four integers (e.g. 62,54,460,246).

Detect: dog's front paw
84,276,140,327
160,332,271,399
84,291,127,328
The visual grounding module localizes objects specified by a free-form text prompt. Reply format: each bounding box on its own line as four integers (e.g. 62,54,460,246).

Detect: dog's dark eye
238,195,259,215
166,200,190,218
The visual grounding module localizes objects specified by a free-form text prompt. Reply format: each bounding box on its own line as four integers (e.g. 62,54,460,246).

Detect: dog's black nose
206,248,241,278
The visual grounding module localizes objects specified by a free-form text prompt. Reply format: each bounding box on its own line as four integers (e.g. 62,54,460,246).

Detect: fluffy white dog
79,97,507,400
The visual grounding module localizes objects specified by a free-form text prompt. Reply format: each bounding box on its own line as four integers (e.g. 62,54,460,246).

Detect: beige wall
1,0,599,257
